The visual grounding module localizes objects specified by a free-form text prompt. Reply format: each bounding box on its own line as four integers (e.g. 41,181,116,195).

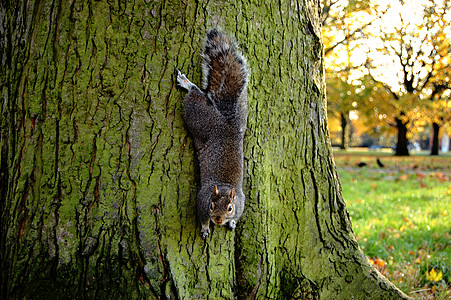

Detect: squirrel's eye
227,203,233,213
210,203,214,211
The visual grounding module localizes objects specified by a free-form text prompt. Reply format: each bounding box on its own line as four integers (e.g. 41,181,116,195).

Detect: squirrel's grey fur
177,29,249,239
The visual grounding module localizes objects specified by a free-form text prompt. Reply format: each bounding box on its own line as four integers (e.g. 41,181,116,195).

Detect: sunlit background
322,0,450,298
322,0,450,152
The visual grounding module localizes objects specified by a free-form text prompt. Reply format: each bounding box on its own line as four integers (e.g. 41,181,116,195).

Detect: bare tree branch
325,8,389,57
365,59,400,100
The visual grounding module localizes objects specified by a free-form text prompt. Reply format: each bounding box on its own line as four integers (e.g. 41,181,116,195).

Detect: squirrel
177,29,249,239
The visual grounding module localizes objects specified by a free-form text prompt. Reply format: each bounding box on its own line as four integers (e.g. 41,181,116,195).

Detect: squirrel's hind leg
177,69,196,91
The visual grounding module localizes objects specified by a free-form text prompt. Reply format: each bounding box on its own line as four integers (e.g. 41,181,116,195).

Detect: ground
333,149,451,300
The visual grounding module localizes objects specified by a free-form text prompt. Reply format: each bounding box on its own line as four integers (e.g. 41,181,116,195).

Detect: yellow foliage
322,0,451,140
426,268,443,282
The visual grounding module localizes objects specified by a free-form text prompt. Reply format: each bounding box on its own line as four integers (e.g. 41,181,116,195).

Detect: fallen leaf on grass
435,172,450,182
408,163,419,170
379,231,388,239
369,258,386,269
426,268,443,282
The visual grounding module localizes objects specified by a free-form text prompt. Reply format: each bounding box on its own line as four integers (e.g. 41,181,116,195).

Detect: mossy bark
1,0,410,299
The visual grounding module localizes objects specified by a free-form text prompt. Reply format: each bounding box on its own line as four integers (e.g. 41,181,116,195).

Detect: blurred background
322,0,450,156
321,1,450,298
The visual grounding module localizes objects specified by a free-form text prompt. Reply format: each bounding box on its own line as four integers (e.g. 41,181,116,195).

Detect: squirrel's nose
214,216,224,224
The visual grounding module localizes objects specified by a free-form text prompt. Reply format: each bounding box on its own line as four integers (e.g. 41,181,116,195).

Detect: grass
334,149,451,299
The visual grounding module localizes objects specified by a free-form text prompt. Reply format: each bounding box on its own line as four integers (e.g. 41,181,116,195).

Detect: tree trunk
430,122,440,156
1,0,410,299
340,112,347,149
395,117,410,156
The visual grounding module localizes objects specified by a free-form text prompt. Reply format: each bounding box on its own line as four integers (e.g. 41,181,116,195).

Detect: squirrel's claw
201,222,210,239
201,227,210,239
228,220,236,230
176,69,193,91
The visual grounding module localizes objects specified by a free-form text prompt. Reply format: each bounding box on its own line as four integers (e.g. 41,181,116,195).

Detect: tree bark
1,0,410,299
430,122,440,156
340,112,347,149
395,117,410,156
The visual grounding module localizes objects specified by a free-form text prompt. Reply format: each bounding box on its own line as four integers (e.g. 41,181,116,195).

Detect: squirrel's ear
230,188,236,200
213,185,218,196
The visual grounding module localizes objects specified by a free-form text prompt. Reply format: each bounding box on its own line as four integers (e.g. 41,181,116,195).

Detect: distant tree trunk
430,122,440,156
1,0,410,299
340,112,347,149
395,116,410,156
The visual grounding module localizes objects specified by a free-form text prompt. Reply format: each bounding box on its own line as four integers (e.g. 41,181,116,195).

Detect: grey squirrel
177,29,249,239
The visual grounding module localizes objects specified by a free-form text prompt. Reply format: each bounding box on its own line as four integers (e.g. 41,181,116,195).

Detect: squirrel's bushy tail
202,29,249,115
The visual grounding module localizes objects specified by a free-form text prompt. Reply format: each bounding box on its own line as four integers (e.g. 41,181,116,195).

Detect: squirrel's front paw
176,69,193,90
201,227,210,239
201,222,210,239
228,220,236,230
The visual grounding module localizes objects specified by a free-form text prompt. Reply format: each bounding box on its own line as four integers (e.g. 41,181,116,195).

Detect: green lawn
334,150,451,299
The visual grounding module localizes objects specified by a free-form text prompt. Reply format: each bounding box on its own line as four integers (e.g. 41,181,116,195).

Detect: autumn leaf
375,259,386,268
379,231,388,239
426,268,443,282
369,258,386,268
418,250,426,256
435,172,450,182
400,174,408,181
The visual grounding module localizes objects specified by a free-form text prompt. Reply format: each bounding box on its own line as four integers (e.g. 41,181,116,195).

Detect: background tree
326,73,360,149
363,0,451,156
322,0,387,150
423,71,451,155
321,0,386,56
1,0,410,299
417,0,451,155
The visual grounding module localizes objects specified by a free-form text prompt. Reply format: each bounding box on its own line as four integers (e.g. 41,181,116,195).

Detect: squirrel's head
210,185,236,225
